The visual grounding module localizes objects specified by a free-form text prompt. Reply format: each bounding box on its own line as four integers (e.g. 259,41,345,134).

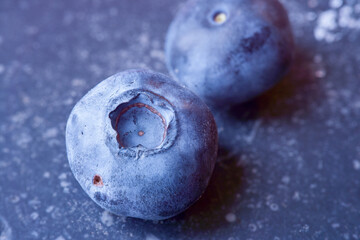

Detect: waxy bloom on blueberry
66,69,218,220
165,0,294,107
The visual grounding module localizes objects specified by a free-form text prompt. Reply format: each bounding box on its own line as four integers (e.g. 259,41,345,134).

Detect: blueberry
66,69,218,220
165,0,294,107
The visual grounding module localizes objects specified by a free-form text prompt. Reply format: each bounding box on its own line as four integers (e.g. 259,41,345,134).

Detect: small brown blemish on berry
138,130,145,136
93,175,103,187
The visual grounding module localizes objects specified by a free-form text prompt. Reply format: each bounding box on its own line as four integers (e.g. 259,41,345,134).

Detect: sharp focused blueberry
165,0,294,107
66,69,218,220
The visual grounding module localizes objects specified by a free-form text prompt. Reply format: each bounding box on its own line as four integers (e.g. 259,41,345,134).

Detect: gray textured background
1,0,360,239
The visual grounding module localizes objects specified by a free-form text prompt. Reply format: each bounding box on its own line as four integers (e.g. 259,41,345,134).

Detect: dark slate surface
1,0,360,239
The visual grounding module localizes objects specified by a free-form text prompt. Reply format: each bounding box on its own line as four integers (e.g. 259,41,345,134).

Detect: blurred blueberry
66,69,218,220
165,0,294,107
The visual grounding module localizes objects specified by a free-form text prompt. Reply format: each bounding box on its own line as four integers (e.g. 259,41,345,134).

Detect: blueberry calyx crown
108,89,177,158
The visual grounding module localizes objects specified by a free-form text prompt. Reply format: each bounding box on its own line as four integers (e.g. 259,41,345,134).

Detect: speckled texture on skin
165,0,294,107
66,69,218,220
1,0,360,239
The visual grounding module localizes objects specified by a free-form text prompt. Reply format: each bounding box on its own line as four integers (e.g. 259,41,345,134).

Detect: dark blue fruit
165,0,294,107
66,69,218,220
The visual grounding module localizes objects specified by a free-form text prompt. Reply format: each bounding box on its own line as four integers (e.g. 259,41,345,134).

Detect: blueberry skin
165,0,294,107
66,69,218,220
